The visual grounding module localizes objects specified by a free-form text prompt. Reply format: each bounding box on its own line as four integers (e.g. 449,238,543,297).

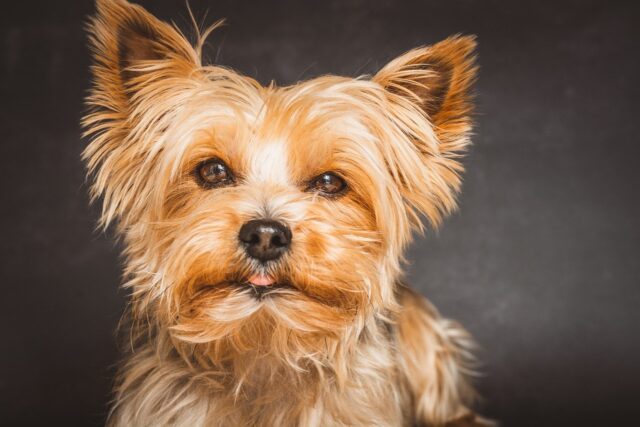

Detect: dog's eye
308,172,347,196
195,158,234,188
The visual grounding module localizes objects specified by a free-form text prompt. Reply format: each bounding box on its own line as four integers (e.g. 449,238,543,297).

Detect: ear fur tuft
374,35,478,228
374,34,478,141
89,0,199,96
83,0,205,229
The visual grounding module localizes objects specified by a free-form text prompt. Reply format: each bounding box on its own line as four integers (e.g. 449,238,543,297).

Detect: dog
83,1,484,425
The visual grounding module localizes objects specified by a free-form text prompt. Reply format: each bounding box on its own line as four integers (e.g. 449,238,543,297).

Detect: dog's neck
122,299,395,392
112,303,400,426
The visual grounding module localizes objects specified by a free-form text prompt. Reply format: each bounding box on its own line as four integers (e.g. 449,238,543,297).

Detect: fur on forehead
83,0,477,248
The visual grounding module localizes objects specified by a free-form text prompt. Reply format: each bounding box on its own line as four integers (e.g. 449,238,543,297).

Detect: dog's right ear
88,0,200,105
83,0,206,229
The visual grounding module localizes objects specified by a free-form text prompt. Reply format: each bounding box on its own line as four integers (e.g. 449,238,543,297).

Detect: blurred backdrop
1,1,639,426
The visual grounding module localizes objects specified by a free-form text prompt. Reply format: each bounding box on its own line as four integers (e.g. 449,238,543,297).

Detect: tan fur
83,1,484,425
396,287,479,426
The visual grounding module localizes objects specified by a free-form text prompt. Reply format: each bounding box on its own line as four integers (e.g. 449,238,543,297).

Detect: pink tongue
248,274,275,287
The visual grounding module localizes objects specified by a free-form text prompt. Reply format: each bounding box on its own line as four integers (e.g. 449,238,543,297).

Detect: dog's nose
238,219,292,262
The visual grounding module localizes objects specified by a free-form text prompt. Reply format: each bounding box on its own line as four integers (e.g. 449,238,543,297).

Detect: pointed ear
88,0,199,100
374,34,477,148
83,0,205,229
371,36,477,229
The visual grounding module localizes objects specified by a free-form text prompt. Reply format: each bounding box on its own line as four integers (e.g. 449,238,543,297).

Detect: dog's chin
172,276,358,345
183,278,306,326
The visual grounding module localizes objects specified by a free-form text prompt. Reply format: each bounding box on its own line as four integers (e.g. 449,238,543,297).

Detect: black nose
238,219,292,262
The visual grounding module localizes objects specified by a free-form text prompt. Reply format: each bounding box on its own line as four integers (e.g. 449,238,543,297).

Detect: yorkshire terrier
83,1,485,425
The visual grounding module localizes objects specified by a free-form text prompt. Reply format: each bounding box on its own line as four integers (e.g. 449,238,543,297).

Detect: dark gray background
1,1,639,426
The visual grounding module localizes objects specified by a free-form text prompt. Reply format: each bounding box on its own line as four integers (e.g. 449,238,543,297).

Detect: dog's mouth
244,282,289,299
213,273,295,300
241,273,283,299
247,273,277,287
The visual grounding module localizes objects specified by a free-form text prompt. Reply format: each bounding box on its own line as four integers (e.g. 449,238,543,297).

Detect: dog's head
84,0,476,358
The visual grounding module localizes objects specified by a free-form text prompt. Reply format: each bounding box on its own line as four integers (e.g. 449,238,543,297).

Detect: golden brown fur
83,1,486,425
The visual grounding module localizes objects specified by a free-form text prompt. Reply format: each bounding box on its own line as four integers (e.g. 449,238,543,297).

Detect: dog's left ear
373,35,477,228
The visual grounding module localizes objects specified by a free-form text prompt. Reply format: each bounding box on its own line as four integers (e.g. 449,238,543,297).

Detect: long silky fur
83,1,482,426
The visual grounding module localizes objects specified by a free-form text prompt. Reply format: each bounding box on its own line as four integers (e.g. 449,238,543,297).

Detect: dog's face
85,0,476,356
